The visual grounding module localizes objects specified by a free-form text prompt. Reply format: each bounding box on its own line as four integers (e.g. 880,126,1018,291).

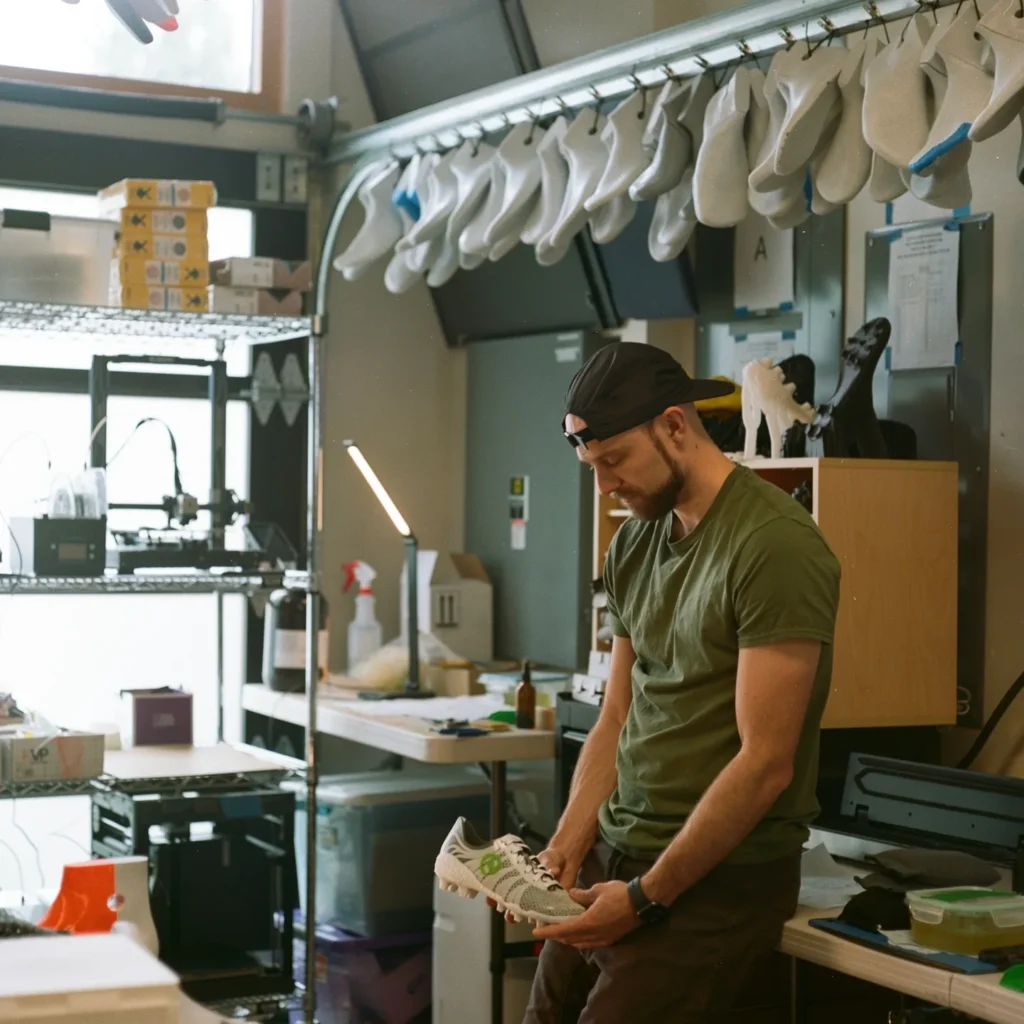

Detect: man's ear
660,405,688,440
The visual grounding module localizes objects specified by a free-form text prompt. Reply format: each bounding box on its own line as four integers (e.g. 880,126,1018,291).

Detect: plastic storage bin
0,933,179,1024
294,919,431,1024
289,768,495,936
907,887,1024,955
0,211,116,306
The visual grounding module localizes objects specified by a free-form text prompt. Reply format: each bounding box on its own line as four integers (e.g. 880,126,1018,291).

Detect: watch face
641,902,671,926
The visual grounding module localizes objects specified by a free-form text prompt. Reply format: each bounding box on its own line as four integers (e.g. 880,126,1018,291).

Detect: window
0,187,255,894
0,0,282,112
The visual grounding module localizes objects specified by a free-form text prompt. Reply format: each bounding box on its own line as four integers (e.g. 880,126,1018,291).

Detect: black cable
957,668,1024,770
106,417,184,497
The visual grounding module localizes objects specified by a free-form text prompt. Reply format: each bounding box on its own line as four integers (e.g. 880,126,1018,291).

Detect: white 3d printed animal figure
741,357,816,461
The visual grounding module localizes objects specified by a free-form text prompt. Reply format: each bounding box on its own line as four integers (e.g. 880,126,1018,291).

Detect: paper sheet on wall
732,332,795,382
733,212,795,313
887,226,959,370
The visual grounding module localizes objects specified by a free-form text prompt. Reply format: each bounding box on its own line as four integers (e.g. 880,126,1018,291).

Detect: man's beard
613,436,685,521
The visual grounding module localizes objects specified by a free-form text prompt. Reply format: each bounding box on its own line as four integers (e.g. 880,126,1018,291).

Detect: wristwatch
626,876,671,926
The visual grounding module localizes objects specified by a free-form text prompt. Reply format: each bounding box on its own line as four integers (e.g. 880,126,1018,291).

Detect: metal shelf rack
0,300,310,347
0,570,308,596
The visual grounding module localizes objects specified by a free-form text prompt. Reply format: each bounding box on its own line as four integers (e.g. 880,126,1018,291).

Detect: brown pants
523,841,800,1024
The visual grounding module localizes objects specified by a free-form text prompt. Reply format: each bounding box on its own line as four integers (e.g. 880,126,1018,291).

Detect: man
524,342,841,1023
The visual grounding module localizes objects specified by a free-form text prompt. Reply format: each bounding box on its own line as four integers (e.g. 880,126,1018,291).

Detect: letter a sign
733,213,795,314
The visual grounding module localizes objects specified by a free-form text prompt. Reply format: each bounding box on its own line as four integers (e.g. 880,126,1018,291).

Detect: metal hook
524,108,540,144
660,63,680,84
737,39,760,69
471,121,485,157
779,26,796,50
629,74,648,119
588,90,602,134
1018,0,1023,19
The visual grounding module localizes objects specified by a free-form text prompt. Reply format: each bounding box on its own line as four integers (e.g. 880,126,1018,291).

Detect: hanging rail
326,0,955,165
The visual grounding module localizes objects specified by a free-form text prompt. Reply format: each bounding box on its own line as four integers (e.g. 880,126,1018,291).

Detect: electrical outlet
256,153,283,203
433,589,461,629
283,156,309,204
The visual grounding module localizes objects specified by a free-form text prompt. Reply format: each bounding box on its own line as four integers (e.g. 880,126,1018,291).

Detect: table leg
490,759,506,1024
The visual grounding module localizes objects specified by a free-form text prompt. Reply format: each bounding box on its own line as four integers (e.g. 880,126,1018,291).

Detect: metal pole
406,534,419,694
209,357,228,549
215,590,224,742
300,156,382,1024
325,0,954,164
490,761,507,1024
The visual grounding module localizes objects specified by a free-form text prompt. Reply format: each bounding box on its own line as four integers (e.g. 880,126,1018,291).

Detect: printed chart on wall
887,225,960,370
732,331,795,382
734,212,794,314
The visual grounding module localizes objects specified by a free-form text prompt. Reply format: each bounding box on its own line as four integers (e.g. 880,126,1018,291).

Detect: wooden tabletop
242,684,555,765
950,973,1024,1024
103,742,288,780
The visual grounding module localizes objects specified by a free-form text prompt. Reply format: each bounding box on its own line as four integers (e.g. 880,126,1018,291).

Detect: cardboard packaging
0,728,105,783
208,285,303,316
100,178,218,212
117,232,209,262
121,688,193,748
116,208,207,236
210,257,313,292
400,552,494,663
115,257,209,288
118,286,209,312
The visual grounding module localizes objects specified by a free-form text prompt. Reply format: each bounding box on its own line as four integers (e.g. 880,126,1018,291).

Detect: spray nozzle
342,560,377,595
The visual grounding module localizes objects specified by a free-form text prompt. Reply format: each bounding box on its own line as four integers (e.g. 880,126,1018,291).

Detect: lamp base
358,684,436,701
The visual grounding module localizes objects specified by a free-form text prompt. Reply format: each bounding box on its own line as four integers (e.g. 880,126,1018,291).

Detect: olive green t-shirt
598,465,840,864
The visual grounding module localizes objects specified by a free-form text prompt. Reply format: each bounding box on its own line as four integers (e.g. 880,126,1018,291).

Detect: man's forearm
551,718,621,851
641,751,792,906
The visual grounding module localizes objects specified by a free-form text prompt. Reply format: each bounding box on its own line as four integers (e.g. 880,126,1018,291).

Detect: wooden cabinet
592,458,959,730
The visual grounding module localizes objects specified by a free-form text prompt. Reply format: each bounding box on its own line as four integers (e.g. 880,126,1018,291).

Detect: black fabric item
866,848,1001,889
838,887,911,933
563,342,735,444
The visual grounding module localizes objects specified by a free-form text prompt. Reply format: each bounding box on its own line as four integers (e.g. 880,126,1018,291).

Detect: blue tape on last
734,306,749,318
221,795,263,819
954,341,963,366
885,202,894,226
908,123,970,174
947,206,970,226
782,330,797,341
779,301,794,312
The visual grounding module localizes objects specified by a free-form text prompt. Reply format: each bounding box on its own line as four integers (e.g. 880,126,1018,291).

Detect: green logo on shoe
479,853,504,877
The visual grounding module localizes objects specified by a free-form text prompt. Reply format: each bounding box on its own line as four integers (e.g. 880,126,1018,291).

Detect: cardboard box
0,729,104,783
401,552,493,663
427,662,484,697
115,257,209,288
120,688,193,748
208,285,303,316
117,232,209,262
210,257,312,291
118,286,209,312
100,178,218,212
116,208,207,236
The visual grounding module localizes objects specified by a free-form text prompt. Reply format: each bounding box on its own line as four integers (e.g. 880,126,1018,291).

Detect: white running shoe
434,817,586,925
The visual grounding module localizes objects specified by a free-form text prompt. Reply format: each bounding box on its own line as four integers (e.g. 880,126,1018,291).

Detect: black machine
7,515,106,576
90,354,263,573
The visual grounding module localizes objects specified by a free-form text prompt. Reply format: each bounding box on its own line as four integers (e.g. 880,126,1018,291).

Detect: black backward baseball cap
563,342,735,448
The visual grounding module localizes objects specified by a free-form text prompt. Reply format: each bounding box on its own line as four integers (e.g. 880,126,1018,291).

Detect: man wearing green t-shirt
524,342,840,1023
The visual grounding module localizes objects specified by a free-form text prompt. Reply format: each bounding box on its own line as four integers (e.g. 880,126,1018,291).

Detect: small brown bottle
515,660,536,730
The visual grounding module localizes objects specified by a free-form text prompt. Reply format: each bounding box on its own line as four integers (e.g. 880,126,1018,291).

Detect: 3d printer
90,354,272,574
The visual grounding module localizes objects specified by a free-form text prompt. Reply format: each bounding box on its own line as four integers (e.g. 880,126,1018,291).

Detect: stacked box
101,178,217,312
209,257,312,316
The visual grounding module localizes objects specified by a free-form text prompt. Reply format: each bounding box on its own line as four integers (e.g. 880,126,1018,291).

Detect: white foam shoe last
521,117,569,247
750,55,799,194
332,160,403,281
869,152,908,202
402,150,459,250
862,14,934,169
460,160,505,259
906,160,973,209
546,110,609,251
586,89,651,210
971,0,1024,141
590,194,637,244
693,68,754,228
426,238,460,288
447,141,496,247
815,38,877,205
384,249,423,294
773,43,846,177
649,168,697,262
484,122,543,247
909,5,992,173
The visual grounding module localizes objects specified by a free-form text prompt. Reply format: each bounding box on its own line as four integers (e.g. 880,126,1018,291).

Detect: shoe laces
496,836,561,892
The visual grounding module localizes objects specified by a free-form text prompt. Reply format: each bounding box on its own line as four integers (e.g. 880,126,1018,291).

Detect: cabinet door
465,332,601,668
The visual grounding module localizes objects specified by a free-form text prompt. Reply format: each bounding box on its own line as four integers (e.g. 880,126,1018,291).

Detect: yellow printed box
116,208,208,236
100,178,218,212
118,232,209,262
118,286,210,313
115,257,209,288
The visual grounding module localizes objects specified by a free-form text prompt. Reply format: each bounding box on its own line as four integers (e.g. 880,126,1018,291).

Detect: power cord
106,417,185,498
957,668,1024,771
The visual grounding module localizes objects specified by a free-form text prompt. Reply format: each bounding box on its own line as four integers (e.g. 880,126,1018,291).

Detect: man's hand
532,880,639,949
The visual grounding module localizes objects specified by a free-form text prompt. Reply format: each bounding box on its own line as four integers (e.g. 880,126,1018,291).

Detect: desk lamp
344,441,432,699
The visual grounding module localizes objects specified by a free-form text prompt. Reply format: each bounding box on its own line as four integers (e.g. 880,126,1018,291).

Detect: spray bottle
343,560,383,672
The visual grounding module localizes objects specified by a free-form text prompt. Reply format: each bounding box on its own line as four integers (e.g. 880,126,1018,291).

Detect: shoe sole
433,852,580,927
